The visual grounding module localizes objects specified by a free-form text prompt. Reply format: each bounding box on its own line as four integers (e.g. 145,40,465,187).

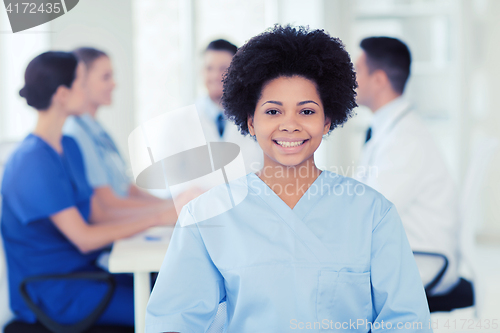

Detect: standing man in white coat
196,39,263,174
354,37,460,296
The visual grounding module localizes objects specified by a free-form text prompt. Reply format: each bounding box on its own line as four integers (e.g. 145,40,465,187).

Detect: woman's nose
278,114,301,132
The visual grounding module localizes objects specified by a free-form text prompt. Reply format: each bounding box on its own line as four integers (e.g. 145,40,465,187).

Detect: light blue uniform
63,113,130,197
146,171,432,333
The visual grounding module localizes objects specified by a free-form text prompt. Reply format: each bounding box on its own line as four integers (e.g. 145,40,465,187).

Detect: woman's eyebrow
261,100,282,106
297,100,319,106
261,100,319,107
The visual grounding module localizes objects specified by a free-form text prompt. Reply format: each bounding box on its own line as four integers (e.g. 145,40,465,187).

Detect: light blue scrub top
146,171,432,333
63,113,130,197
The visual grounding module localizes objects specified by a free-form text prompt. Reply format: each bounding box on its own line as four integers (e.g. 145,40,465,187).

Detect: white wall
0,10,49,142
464,0,500,237
132,0,185,126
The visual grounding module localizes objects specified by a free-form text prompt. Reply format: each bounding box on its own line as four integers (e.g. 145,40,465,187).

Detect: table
109,226,174,333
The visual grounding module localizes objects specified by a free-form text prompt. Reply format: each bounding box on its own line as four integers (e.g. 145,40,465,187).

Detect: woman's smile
248,75,330,168
273,138,309,151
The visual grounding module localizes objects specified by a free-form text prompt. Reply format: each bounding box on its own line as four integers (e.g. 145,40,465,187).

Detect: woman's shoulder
320,170,394,215
319,170,381,195
1,135,59,192
5,135,51,167
181,174,251,224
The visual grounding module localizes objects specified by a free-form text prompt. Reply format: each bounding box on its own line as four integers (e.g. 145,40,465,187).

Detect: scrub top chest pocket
317,271,372,330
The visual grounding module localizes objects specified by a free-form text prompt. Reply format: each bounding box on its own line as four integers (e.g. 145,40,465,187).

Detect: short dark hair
222,25,357,136
205,39,238,56
19,51,78,110
360,37,411,94
73,47,108,69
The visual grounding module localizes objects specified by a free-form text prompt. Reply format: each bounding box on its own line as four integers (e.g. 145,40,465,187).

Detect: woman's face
248,76,330,169
85,56,116,107
64,63,88,115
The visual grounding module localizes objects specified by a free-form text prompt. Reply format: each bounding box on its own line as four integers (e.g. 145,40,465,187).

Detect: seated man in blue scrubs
1,52,173,327
146,26,432,332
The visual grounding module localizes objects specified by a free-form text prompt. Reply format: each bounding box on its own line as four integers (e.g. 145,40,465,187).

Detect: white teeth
276,140,305,148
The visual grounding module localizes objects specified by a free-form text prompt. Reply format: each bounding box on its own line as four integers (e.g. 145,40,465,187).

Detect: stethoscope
74,116,130,186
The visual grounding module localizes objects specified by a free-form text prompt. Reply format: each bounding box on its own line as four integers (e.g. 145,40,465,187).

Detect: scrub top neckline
28,133,65,157
248,170,328,220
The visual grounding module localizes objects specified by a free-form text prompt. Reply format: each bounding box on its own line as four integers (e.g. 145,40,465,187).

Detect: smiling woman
250,76,329,168
146,25,432,333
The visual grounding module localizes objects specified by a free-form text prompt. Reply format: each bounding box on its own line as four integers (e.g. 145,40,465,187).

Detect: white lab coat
355,97,460,295
195,97,263,174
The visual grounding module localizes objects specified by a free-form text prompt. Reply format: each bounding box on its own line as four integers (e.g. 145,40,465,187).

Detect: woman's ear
323,117,331,135
247,116,255,136
51,85,69,107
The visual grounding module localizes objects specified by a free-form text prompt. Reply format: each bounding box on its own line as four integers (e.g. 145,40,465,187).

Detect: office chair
3,272,134,333
413,251,474,313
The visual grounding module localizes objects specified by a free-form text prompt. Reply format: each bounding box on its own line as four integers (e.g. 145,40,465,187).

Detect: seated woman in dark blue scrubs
1,52,173,326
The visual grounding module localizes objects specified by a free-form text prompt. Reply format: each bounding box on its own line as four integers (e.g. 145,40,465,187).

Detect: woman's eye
301,109,315,115
266,109,280,115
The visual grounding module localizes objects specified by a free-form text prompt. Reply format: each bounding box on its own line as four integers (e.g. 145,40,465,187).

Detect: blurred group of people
0,27,468,331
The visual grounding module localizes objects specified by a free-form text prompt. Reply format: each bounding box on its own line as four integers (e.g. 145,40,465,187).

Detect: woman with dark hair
146,26,431,332
1,51,172,327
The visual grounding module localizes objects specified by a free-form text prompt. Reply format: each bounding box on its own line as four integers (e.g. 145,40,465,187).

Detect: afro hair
221,25,357,135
